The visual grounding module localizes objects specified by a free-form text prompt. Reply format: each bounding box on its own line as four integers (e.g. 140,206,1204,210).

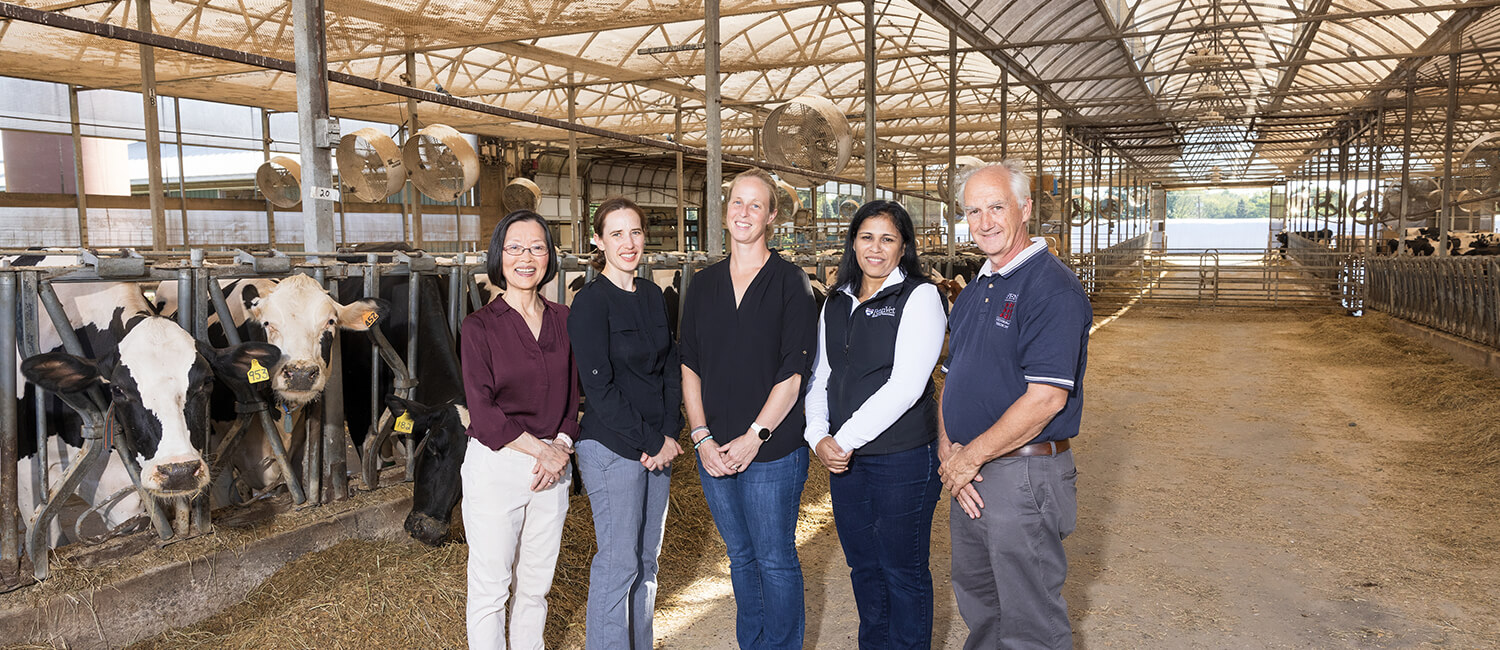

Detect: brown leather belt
999,438,1071,458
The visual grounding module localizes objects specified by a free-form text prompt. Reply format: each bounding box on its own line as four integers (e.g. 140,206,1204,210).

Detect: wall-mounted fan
1067,196,1094,227
403,124,480,202
256,156,302,208
773,178,802,218
764,95,853,189
937,156,988,204
504,177,542,212
336,128,406,202
793,208,814,228
838,198,860,219
1460,131,1500,193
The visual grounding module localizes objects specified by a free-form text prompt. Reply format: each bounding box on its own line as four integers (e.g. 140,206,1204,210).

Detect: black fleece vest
824,276,939,456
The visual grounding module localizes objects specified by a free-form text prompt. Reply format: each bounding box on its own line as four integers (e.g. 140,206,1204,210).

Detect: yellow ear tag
247,359,270,384
363,311,379,327
394,411,414,434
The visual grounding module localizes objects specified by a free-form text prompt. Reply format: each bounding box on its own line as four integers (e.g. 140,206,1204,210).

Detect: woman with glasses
679,167,818,649
568,196,683,649
804,200,947,649
459,209,579,650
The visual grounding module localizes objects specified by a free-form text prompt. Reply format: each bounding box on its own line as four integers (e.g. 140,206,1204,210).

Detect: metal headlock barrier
1,241,1494,584
1366,256,1500,349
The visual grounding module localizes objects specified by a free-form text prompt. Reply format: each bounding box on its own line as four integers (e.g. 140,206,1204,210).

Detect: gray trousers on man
577,439,672,650
950,450,1078,650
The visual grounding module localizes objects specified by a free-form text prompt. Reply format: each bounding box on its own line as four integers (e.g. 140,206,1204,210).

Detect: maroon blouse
460,297,581,450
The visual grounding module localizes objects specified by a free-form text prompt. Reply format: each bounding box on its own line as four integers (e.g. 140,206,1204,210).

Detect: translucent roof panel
0,0,1496,189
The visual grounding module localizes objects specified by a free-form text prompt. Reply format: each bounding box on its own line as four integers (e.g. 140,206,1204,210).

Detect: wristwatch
752,421,772,441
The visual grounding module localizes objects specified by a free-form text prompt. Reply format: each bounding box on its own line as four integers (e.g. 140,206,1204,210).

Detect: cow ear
201,341,282,384
22,352,102,395
336,298,390,332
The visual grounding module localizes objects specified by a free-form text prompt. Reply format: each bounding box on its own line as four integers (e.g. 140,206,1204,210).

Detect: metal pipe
1000,69,1008,159
675,95,685,251
322,272,346,501
206,273,242,345
364,253,380,485
568,74,581,253
68,86,89,248
174,96,190,247
1399,72,1414,254
404,264,420,480
0,268,17,565
18,273,44,502
261,108,277,248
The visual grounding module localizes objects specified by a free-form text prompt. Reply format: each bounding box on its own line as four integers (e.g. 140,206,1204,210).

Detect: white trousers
461,438,572,650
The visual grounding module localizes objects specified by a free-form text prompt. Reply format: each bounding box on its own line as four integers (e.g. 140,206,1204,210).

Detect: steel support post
137,0,167,251
676,95,685,251
1035,103,1044,238
1338,136,1349,252
1000,69,1008,159
1399,72,1414,253
704,0,724,257
864,0,877,199
293,0,336,257
404,266,420,480
946,30,957,262
1440,36,1459,256
1061,132,1072,259
68,86,89,248
406,53,423,249
568,76,582,253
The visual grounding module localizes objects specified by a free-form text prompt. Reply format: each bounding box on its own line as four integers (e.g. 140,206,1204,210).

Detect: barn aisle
658,308,1500,649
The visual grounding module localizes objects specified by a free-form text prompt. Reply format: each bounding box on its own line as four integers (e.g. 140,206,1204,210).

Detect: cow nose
282,365,320,391
157,461,204,492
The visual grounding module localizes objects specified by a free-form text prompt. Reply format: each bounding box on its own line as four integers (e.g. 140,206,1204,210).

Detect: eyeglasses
503,244,549,257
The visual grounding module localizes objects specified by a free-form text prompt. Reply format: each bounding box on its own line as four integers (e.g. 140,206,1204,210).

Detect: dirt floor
34,306,1500,649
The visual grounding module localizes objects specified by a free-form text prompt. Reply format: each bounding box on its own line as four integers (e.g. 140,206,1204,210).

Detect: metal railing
1366,256,1500,348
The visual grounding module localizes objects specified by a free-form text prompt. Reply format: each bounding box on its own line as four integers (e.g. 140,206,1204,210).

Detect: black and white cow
1378,229,1500,256
9,257,277,544
160,274,387,499
383,394,468,546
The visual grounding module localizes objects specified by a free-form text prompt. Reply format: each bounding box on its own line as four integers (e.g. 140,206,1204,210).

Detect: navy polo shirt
941,238,1092,447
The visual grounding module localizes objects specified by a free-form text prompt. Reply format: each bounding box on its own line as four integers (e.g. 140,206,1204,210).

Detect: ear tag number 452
395,411,414,434
247,359,270,384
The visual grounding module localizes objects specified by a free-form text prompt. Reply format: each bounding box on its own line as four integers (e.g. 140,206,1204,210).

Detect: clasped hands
938,440,986,519
529,436,572,492
638,436,683,472
697,427,764,477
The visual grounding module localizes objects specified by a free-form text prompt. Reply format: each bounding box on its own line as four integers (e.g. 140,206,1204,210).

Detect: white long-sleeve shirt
803,268,948,454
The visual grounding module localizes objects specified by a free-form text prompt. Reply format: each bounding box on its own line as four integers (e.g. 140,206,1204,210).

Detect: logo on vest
864,305,897,318
995,292,1019,328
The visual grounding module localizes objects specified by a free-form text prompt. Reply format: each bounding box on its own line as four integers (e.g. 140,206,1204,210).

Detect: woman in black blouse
567,196,683,650
679,168,818,649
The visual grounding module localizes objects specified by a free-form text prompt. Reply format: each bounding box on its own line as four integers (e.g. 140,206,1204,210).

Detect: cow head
386,394,468,546
247,274,388,408
21,317,282,498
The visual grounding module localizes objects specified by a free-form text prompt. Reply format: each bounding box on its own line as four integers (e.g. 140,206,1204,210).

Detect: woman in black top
567,196,683,650
679,168,818,649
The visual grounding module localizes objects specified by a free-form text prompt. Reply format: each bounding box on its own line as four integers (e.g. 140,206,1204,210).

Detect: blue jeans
577,440,671,650
830,441,942,650
698,446,809,650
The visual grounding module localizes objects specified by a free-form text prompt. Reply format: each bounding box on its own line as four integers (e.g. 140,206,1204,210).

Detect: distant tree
1234,199,1248,219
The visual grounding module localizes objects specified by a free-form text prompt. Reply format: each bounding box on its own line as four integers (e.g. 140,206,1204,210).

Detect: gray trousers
949,450,1078,650
576,439,672,650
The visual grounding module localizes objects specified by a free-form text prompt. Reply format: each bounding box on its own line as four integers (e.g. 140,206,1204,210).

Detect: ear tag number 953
247,359,270,384
394,411,415,434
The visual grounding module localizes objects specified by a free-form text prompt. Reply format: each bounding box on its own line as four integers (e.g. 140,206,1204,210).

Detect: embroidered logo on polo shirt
864,305,897,318
995,292,1019,328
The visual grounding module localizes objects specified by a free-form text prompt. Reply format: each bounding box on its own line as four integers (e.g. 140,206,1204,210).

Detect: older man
937,161,1092,649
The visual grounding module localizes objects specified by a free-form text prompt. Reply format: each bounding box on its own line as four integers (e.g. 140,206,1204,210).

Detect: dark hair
588,196,646,271
833,200,927,292
485,210,559,291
